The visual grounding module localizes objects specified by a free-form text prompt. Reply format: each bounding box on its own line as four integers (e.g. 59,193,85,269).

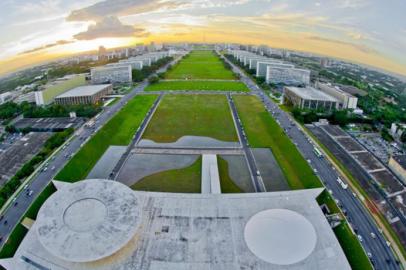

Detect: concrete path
133,147,243,155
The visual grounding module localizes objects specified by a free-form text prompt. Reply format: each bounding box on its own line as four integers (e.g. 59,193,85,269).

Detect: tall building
315,82,358,109
266,66,310,86
98,46,107,60
91,65,132,84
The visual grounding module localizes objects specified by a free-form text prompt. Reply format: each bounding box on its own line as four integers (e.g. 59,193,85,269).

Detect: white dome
244,208,317,265
36,179,140,263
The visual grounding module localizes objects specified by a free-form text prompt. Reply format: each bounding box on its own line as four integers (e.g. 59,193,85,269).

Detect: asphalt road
223,54,401,270
109,93,164,180
227,93,266,192
0,58,179,249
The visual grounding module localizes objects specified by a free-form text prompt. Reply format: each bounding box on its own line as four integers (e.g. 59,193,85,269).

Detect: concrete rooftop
56,84,111,98
0,179,351,270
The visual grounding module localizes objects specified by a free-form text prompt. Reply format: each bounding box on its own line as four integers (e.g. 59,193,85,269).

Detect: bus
313,147,323,158
336,177,348,190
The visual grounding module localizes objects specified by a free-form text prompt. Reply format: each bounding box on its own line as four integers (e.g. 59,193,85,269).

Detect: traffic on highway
224,54,401,270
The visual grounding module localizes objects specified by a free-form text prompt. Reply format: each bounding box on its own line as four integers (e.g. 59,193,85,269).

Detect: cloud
307,36,377,54
67,0,180,21
73,16,148,40
19,40,74,54
66,0,252,22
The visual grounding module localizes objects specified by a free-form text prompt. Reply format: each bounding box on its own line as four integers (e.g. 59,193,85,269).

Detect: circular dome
36,179,140,263
244,209,317,265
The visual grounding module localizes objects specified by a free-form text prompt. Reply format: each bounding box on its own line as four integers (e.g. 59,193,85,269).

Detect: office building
34,74,86,105
0,179,351,270
316,82,358,109
266,66,310,86
257,61,294,77
283,86,339,111
91,65,132,84
0,92,12,105
54,84,112,105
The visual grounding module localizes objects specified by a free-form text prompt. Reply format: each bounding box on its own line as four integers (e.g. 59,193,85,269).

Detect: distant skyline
0,0,406,76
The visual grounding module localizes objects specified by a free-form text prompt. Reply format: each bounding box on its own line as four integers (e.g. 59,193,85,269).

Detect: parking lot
0,132,51,186
350,132,405,164
13,117,85,132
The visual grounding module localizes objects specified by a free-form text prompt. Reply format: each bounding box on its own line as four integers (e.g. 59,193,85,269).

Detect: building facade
316,82,358,109
267,66,310,86
283,86,338,111
54,84,112,105
91,65,132,84
257,61,293,77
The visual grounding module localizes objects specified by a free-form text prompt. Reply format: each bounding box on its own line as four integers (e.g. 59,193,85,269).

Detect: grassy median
233,95,321,189
55,94,157,182
143,95,238,143
165,50,236,80
145,80,249,92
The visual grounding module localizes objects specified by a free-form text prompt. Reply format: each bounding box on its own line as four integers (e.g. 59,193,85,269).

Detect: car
357,235,363,242
28,190,34,196
367,252,373,258
370,232,376,239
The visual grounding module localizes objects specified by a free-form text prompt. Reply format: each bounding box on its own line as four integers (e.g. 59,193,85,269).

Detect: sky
0,0,406,76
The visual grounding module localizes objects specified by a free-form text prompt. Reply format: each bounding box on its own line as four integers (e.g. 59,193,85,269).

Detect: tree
148,75,159,84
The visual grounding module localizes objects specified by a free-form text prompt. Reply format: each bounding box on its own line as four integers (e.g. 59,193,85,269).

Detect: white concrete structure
283,86,339,111
244,209,317,265
266,66,310,86
316,82,358,109
0,179,351,270
0,92,12,104
109,59,144,70
201,154,221,194
54,84,112,105
91,65,132,84
257,61,294,77
249,57,271,69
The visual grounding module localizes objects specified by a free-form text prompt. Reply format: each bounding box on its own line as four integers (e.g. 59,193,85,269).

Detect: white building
257,61,294,77
316,82,358,109
0,92,12,104
266,66,310,86
283,86,339,111
91,65,132,84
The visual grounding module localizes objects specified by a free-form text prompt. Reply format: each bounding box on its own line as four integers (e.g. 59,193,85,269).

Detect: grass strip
55,95,157,182
233,95,321,189
145,80,249,92
131,157,202,193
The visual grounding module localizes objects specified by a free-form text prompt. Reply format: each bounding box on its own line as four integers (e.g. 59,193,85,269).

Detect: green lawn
165,51,236,80
334,222,373,270
218,157,243,193
143,95,238,143
145,80,249,92
55,94,157,182
131,157,202,193
233,95,321,189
